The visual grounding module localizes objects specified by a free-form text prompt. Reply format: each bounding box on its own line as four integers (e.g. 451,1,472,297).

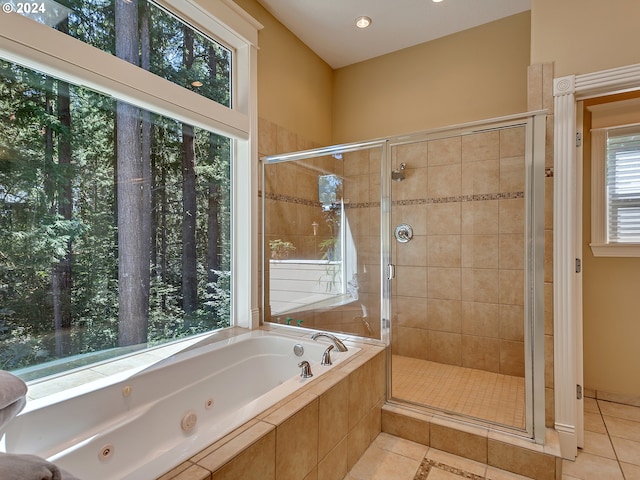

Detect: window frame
0,0,261,341
590,121,640,257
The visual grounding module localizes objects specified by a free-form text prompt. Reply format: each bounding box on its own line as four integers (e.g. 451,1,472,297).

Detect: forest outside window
6,0,232,108
0,0,257,382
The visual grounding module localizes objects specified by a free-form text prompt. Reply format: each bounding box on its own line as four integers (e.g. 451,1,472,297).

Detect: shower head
392,163,406,181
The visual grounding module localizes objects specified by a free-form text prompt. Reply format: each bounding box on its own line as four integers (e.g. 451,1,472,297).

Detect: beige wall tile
462,335,501,373
462,200,499,234
500,156,525,193
500,127,526,158
462,131,500,163
276,400,319,480
431,421,488,463
499,233,524,270
396,265,428,298
349,361,371,429
544,334,554,389
396,235,427,267
499,304,524,341
395,204,428,235
259,117,278,156
428,330,462,366
277,125,298,154
427,202,461,234
318,437,348,480
461,159,500,195
527,63,544,112
211,429,276,480
343,149,370,176
498,198,525,234
462,235,499,268
499,269,524,306
428,267,461,300
394,140,429,168
500,340,525,377
429,136,462,166
461,268,499,303
427,298,462,333
428,235,461,267
428,164,461,197
318,377,349,461
381,408,430,446
347,415,372,471
462,301,499,337
488,439,557,480
395,326,429,360
393,167,428,200
396,296,428,328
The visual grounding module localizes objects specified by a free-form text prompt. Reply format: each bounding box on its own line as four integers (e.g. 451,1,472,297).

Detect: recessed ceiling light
432,0,444,2
355,16,372,29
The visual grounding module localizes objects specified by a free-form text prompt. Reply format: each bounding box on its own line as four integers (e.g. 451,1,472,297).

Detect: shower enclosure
260,112,546,441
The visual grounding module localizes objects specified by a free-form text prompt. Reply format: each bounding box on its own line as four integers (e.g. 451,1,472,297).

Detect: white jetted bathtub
1,330,358,480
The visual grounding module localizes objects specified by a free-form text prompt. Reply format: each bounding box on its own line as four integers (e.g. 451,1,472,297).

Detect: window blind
606,126,640,243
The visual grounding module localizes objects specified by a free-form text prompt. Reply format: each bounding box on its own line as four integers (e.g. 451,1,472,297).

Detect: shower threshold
391,355,526,431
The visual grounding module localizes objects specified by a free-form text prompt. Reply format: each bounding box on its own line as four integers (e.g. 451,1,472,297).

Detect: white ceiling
255,0,531,69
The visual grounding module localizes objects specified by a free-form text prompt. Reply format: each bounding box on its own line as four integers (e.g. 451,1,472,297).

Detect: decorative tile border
413,458,484,480
259,190,525,210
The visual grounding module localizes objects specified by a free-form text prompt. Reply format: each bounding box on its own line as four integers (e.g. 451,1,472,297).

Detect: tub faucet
298,360,313,378
311,332,348,352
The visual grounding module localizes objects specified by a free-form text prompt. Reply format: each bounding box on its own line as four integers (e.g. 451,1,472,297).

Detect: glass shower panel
262,144,384,340
389,126,528,431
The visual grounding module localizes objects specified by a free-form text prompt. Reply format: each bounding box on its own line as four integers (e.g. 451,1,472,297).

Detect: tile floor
392,355,526,429
563,397,640,479
343,432,535,480
344,398,640,480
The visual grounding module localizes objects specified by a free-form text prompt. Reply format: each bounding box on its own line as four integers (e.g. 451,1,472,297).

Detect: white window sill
590,243,640,257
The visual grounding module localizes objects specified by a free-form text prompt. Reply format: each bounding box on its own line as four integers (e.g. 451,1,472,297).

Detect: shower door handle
387,263,395,280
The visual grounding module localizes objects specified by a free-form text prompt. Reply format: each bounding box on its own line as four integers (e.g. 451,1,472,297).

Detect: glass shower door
388,117,545,437
262,142,386,341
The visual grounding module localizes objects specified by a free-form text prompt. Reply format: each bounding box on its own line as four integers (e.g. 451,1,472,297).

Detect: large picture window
0,0,257,381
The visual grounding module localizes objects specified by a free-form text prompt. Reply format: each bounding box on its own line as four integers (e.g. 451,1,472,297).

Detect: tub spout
311,332,348,352
298,360,313,378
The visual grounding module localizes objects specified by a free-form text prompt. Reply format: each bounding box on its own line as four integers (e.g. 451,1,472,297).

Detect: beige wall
332,12,531,143
531,0,640,398
581,95,640,398
531,0,640,78
231,0,334,147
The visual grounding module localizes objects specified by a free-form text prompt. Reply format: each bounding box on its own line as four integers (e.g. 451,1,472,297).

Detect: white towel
0,371,27,410
0,396,25,430
0,453,81,480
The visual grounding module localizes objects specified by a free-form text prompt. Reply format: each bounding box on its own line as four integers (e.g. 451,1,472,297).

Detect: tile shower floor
344,399,640,480
392,355,526,429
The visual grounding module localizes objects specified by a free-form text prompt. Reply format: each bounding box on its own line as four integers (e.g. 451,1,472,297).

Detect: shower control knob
394,224,413,243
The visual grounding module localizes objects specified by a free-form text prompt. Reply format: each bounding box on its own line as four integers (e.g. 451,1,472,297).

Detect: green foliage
269,239,296,259
0,0,234,373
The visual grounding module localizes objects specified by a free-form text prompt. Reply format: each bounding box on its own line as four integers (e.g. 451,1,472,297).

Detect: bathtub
1,330,358,480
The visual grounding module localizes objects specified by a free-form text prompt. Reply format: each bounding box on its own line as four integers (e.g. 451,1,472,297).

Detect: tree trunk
206,46,221,299
116,0,148,346
54,77,73,356
181,28,198,318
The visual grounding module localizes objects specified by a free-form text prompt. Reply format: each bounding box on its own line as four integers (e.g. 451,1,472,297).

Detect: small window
590,123,640,256
606,127,640,243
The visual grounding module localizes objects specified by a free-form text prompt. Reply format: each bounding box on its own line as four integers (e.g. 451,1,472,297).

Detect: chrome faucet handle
298,360,313,378
321,345,334,366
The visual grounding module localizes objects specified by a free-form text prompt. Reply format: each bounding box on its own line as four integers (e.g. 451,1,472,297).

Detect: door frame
553,62,640,460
